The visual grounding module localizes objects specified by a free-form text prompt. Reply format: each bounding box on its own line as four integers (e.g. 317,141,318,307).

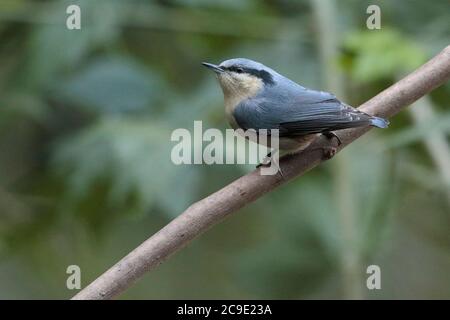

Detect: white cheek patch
234,73,263,94
219,72,263,103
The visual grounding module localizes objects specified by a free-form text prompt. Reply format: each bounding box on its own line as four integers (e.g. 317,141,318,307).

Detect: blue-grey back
233,75,377,135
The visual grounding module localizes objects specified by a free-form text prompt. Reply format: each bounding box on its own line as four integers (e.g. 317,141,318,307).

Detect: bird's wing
233,89,374,136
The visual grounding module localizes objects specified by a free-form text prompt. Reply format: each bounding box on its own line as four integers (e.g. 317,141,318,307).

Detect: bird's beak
202,62,224,74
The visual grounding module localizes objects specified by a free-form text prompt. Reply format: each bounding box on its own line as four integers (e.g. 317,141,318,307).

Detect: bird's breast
224,95,245,130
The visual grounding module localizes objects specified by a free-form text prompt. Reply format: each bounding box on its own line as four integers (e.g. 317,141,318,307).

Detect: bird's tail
370,116,389,129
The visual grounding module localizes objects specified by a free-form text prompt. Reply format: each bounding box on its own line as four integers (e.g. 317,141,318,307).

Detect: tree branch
72,45,450,300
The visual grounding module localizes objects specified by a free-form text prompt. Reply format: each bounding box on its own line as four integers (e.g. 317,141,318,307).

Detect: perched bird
202,58,388,162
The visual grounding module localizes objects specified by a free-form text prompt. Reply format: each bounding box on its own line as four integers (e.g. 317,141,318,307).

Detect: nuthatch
202,58,388,162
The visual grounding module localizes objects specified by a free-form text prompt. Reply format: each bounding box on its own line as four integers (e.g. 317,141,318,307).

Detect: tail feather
370,116,389,129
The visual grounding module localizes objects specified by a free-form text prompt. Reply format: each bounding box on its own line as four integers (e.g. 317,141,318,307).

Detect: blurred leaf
0,92,49,129
23,0,123,89
341,29,426,82
57,57,164,114
340,137,394,257
235,237,334,298
171,0,254,11
52,117,200,220
384,112,450,149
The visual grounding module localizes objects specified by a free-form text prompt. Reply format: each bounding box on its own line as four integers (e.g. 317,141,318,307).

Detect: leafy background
0,0,449,299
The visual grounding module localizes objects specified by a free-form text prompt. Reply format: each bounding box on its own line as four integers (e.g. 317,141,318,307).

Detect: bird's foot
322,131,342,146
256,151,284,179
322,146,337,160
256,151,272,168
321,131,341,160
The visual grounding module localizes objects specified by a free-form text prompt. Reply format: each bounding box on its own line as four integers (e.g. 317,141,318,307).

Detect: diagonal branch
72,45,450,300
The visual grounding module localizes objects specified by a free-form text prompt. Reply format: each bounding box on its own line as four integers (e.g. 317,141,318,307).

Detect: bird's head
202,58,275,99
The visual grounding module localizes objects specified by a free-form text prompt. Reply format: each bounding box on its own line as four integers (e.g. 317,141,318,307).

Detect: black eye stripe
223,66,243,73
222,65,275,86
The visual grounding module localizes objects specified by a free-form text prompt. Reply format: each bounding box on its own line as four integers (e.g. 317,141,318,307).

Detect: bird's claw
323,131,342,146
256,162,270,168
321,131,340,160
256,151,273,168
322,146,337,160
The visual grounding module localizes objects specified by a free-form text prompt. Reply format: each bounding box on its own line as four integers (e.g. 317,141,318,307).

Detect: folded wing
233,88,377,136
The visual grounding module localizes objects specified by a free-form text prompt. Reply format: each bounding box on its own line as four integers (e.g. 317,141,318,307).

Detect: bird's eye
235,67,244,74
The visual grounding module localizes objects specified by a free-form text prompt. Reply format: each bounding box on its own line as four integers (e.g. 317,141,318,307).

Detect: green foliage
57,58,163,114
52,116,203,219
341,29,426,82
